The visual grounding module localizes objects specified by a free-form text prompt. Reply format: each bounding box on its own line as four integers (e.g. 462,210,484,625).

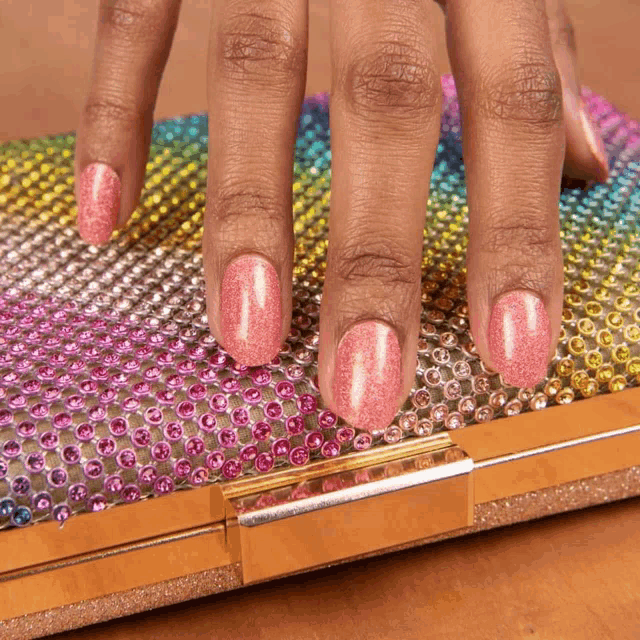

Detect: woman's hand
74,0,608,432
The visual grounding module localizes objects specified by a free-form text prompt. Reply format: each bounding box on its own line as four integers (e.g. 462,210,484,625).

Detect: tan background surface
1,0,640,638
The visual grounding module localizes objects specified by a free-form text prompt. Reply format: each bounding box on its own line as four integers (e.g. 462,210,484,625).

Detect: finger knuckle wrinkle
211,185,283,228
480,221,556,257
343,43,439,118
102,0,166,37
83,98,142,129
478,59,563,127
219,13,305,78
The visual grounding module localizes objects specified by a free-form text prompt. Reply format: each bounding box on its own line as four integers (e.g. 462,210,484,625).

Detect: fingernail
488,291,551,388
77,163,121,245
332,321,403,432
220,254,282,366
579,100,609,180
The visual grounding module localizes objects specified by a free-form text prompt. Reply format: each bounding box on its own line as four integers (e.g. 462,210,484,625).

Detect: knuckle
478,217,557,259
334,236,419,289
83,97,143,131
341,42,439,120
101,0,167,40
218,12,306,80
476,57,563,128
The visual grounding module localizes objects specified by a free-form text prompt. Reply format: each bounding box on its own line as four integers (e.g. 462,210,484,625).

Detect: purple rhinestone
218,428,238,449
53,504,71,523
185,436,205,457
174,458,192,478
230,407,249,427
272,438,291,457
144,406,163,425
12,476,30,495
221,459,242,480
48,467,68,488
131,427,151,447
32,492,53,512
198,413,217,433
305,431,324,449
75,423,95,441
205,451,225,470
254,452,274,473
264,401,283,420
151,441,171,462
154,475,175,495
176,400,196,420
318,410,337,429
68,483,88,502
138,465,158,485
116,449,137,469
321,440,341,458
84,459,104,478
190,467,209,486
239,444,258,462
3,440,21,458
243,387,262,404
252,421,271,441
105,475,125,494
164,422,184,442
275,381,296,399
39,431,59,450
62,445,81,464
187,383,207,401
96,437,117,457
87,494,108,512
121,484,141,503
209,394,228,413
289,446,310,466
109,417,129,437
285,415,305,436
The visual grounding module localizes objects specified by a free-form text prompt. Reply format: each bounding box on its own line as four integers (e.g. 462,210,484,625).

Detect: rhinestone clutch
2,76,640,637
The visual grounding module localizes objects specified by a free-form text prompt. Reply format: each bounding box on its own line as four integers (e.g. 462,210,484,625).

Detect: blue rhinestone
0,497,15,517
11,506,32,527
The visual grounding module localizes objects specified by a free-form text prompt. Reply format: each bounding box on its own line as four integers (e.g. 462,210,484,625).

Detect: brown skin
75,0,607,423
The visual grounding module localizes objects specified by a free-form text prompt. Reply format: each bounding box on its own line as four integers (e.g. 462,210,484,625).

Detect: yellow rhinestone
577,318,596,336
612,345,630,363
626,357,640,376
624,325,640,342
584,350,603,369
614,296,632,312
596,329,613,347
555,358,574,377
596,364,614,384
567,336,586,356
556,388,575,404
623,283,639,296
594,287,610,301
585,301,603,317
608,375,626,393
565,293,582,307
605,312,624,330
570,370,589,389
562,308,574,322
580,379,599,398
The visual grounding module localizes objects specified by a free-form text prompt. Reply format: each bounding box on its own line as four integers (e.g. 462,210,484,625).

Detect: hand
74,0,609,432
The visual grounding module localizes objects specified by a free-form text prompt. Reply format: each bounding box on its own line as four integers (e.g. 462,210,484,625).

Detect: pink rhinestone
290,485,314,500
156,390,176,405
264,401,283,420
166,374,185,389
3,440,21,458
116,449,137,469
475,406,494,422
154,476,175,495
53,504,71,523
198,413,217,433
285,415,305,436
275,381,295,399
383,427,402,444
90,366,109,381
138,466,157,485
240,444,258,462
272,438,291,457
243,387,262,404
289,446,310,466
109,417,129,437
12,476,30,495
251,369,272,386
218,428,238,448
318,410,337,429
37,366,55,381
252,421,271,441
176,400,196,420
68,483,88,502
30,403,49,419
131,427,151,447
0,408,12,425
158,353,175,367
2,371,19,385
458,397,476,415
185,436,205,457
48,468,68,488
144,406,163,425
151,441,171,462
32,492,53,512
187,383,207,401
221,459,242,479
190,467,209,486
79,380,98,395
220,378,240,394
16,421,36,438
305,431,324,449
61,445,81,464
176,360,196,376
132,381,151,396
209,352,228,368
472,375,490,394
164,422,184,442
105,475,125,494
65,395,85,411
445,412,464,429
254,452,274,472
424,368,442,387
75,423,95,441
122,359,140,373
168,338,185,354
444,380,462,400
122,484,141,502
231,407,250,427
84,459,104,478
205,451,225,470
39,431,59,450
297,394,317,414
99,388,117,404
88,405,107,422
87,494,108,512
430,404,449,422
143,366,161,381
198,368,217,383
286,364,305,380
96,437,117,457
56,372,74,386
353,433,373,450
336,427,355,443
209,394,228,413
174,458,192,478
8,394,27,410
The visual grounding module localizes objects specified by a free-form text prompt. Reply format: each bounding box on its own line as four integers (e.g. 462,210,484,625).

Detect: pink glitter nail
220,255,282,366
488,291,551,388
332,321,403,432
77,163,121,245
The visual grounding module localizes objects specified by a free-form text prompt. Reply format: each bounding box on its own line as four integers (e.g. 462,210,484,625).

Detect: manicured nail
579,100,609,180
77,163,121,245
488,291,551,388
220,254,282,366
332,321,403,432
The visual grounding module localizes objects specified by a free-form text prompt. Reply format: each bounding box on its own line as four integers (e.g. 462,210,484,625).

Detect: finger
546,0,608,182
445,0,564,388
204,0,307,366
74,0,182,245
318,0,441,431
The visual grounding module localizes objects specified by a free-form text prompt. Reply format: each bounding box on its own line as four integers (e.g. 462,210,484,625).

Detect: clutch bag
1,75,640,638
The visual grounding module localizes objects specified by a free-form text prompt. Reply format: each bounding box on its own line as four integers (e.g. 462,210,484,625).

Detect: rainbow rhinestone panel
1,76,639,529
